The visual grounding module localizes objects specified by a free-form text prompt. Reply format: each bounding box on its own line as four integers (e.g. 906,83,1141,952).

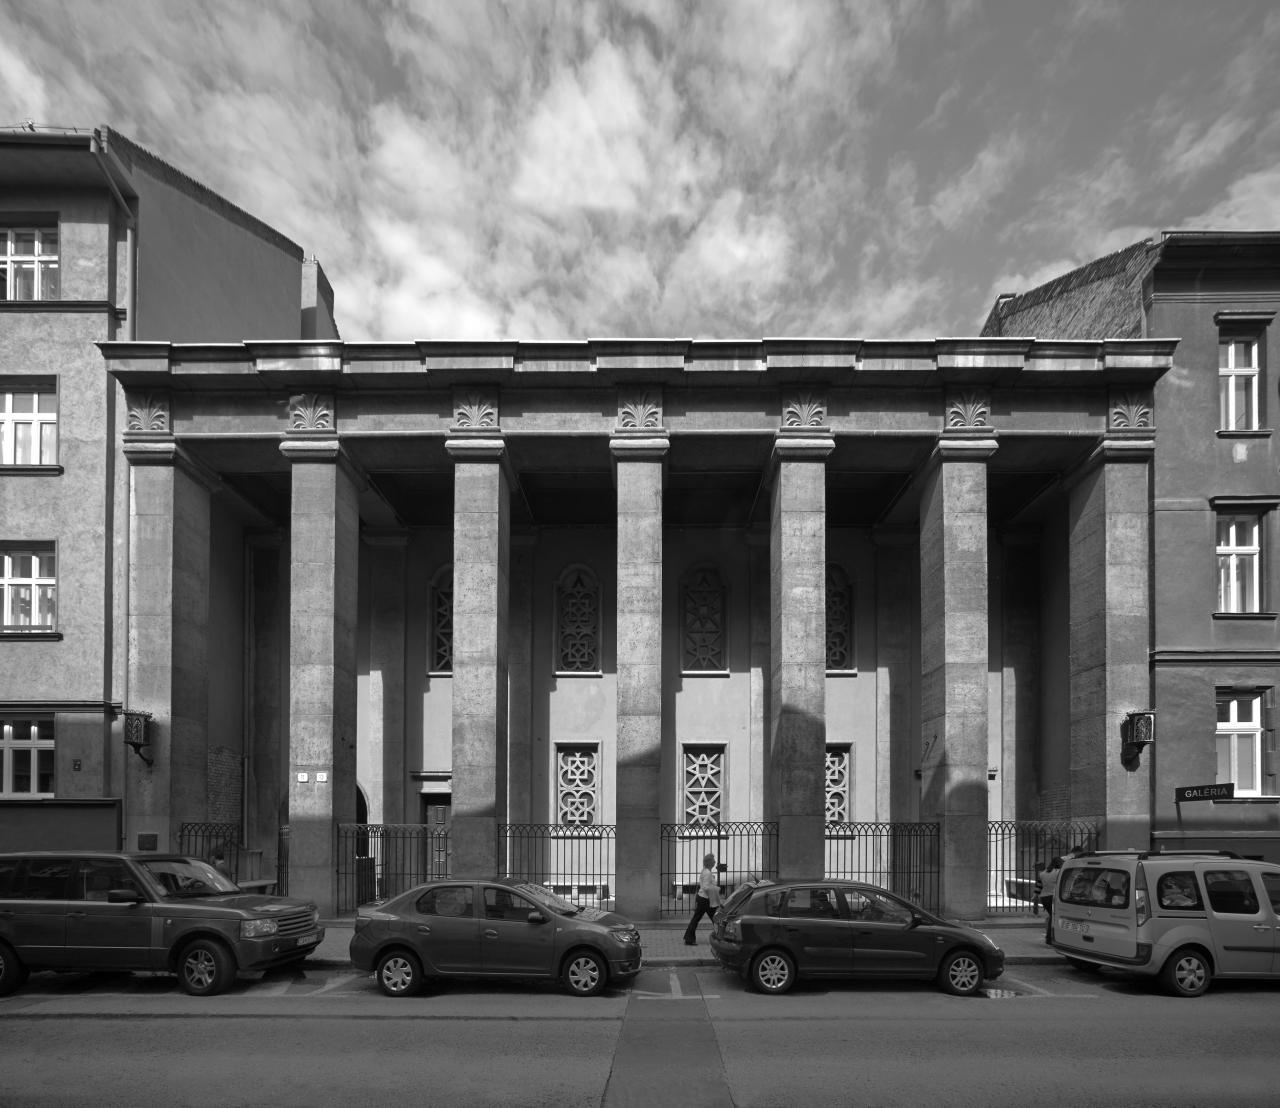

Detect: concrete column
364,531,408,825
1068,439,1154,849
445,436,510,876
611,433,668,919
246,533,286,873
919,437,996,918
507,531,536,824
1001,532,1041,820
123,440,212,851
873,531,917,822
281,439,360,914
770,432,834,880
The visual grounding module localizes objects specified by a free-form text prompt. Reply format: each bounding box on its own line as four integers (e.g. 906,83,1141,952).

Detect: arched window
825,564,854,672
430,566,453,674
682,566,726,672
556,565,600,673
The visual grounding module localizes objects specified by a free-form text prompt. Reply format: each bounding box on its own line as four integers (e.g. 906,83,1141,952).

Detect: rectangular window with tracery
683,746,724,827
556,745,599,826
825,746,852,823
430,572,452,673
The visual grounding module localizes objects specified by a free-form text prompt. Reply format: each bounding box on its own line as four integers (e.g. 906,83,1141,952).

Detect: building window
825,746,852,823
0,386,57,466
683,746,724,826
682,566,726,672
556,745,599,826
0,717,55,797
826,565,854,672
1217,514,1261,613
556,565,600,673
1,228,59,301
1217,693,1269,797
430,567,452,673
1,547,56,630
1219,334,1260,431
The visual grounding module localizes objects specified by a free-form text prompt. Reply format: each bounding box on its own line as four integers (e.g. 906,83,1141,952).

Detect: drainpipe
89,128,137,339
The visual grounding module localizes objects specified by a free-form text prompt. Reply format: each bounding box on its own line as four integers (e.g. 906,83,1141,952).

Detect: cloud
931,133,1029,232
1182,166,1280,230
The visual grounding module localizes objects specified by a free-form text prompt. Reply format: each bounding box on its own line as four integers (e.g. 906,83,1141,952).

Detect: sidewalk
309,915,1060,969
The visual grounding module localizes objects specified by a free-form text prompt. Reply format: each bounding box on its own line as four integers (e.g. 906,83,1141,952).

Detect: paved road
5,962,1279,1106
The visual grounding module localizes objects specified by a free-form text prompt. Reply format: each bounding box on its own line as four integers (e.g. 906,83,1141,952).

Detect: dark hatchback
349,877,642,997
710,879,1004,996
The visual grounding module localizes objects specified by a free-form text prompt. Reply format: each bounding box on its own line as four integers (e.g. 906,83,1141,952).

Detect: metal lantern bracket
123,709,154,766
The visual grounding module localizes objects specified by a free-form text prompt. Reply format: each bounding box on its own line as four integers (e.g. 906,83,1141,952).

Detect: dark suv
0,851,323,996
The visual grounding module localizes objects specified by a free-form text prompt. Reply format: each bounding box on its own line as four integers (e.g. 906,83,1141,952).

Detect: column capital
610,432,670,461
279,436,364,484
122,439,223,493
931,436,998,463
771,429,835,464
1064,434,1155,492
445,434,506,462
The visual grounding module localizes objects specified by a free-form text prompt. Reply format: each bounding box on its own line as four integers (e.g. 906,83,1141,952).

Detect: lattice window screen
683,747,724,826
557,746,599,825
556,566,600,672
825,746,852,823
431,574,453,673
682,567,725,671
826,565,853,671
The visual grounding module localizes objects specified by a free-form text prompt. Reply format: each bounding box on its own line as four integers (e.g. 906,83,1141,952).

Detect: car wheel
938,949,983,996
177,938,236,997
1161,946,1211,997
0,941,28,997
376,949,425,997
563,949,607,997
750,949,795,995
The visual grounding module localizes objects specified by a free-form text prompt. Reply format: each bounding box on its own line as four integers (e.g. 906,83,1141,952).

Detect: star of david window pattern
682,567,726,672
826,746,852,824
557,746,599,825
431,569,453,673
826,565,853,672
683,746,724,826
556,565,600,673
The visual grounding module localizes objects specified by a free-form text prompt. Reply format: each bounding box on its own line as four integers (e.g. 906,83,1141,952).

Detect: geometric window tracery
557,745,599,825
683,746,724,827
556,565,600,673
825,745,852,824
682,566,726,672
430,567,453,673
825,564,853,672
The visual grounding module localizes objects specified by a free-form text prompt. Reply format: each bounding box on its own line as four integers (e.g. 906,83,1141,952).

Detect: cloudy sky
3,0,1279,342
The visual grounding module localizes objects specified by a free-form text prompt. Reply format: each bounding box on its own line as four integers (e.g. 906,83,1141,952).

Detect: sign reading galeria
1174,783,1235,803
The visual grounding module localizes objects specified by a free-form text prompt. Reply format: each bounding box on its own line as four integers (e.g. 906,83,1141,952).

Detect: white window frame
0,716,55,797
1219,334,1260,431
1,546,57,630
1,227,60,301
1217,514,1261,614
0,385,58,466
1217,693,1265,797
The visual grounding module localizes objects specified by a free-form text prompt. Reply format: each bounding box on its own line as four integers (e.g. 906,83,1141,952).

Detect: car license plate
1057,918,1088,935
295,931,320,947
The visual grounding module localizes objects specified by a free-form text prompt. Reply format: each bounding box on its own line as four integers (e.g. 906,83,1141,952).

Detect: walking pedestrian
683,853,721,945
1036,856,1063,944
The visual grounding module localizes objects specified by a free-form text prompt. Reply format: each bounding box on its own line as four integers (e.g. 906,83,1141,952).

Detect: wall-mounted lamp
1120,709,1156,771
123,709,154,766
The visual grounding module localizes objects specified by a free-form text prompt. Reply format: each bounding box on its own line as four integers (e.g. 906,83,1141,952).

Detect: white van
1051,850,1280,996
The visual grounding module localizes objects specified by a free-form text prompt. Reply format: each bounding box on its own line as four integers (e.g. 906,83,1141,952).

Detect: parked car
349,877,643,998
709,878,1004,996
1051,849,1280,996
0,851,323,997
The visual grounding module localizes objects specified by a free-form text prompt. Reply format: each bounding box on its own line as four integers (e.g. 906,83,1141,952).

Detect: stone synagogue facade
99,336,1173,916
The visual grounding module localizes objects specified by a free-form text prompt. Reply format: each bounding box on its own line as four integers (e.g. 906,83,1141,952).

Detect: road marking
634,970,720,1000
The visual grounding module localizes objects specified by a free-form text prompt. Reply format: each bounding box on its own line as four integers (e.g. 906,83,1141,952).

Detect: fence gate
501,824,616,908
336,823,452,912
987,819,1100,912
824,822,941,913
659,822,778,918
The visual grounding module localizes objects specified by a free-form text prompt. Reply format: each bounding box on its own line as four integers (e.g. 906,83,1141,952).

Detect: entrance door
421,795,452,878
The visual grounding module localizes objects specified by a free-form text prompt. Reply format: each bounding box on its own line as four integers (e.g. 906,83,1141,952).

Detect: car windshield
514,882,581,914
140,858,240,899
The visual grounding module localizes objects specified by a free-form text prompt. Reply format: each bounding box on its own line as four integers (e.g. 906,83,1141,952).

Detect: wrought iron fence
825,822,941,913
659,822,778,918
987,819,1100,913
501,824,616,908
177,821,241,877
335,823,451,912
276,825,290,896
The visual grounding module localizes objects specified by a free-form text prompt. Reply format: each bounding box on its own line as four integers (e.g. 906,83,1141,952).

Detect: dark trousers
683,895,713,942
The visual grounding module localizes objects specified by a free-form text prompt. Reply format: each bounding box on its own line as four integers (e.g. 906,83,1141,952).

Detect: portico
103,337,1173,917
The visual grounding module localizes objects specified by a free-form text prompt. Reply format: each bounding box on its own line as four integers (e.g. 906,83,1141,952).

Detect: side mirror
527,910,547,924
908,911,924,929
107,888,144,904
